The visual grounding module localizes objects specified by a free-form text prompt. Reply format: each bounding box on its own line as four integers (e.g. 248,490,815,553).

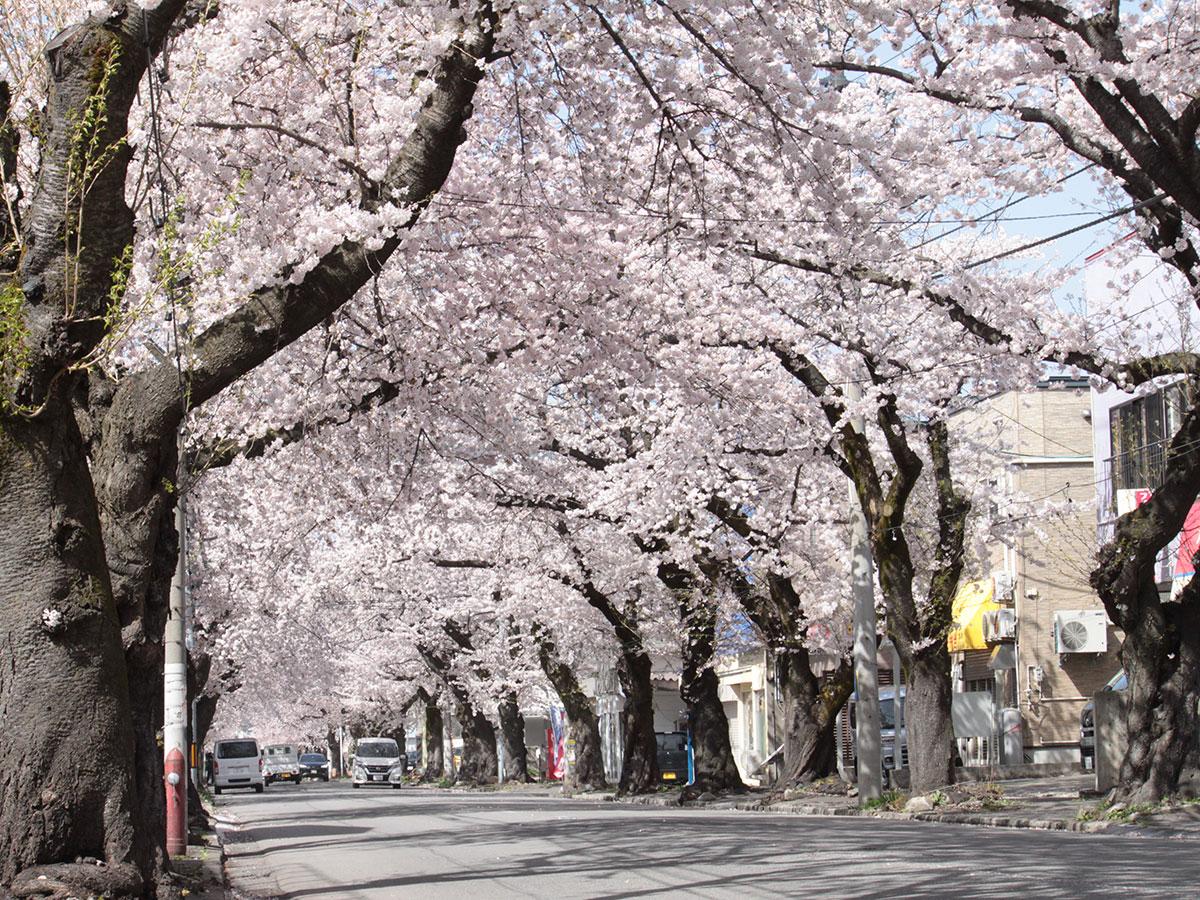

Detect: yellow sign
947,578,998,652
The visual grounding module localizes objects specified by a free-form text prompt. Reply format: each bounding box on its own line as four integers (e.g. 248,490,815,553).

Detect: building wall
953,383,1122,761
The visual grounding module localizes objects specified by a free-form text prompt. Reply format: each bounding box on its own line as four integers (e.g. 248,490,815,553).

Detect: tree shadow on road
226,797,1196,899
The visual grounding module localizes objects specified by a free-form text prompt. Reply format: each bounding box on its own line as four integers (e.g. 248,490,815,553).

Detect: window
356,740,399,758
216,740,258,759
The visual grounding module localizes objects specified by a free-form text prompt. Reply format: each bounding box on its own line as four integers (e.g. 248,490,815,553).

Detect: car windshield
266,746,293,756
357,741,399,758
850,697,904,730
216,740,258,759
300,754,327,764
656,733,687,753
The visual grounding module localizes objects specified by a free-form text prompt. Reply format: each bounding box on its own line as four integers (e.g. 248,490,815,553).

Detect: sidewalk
164,814,226,899
570,771,1200,838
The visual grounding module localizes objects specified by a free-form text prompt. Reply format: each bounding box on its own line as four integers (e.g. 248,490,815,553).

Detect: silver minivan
351,737,405,789
213,737,265,794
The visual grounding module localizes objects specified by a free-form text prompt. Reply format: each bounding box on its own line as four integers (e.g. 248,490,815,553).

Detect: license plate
371,775,382,782
663,772,677,780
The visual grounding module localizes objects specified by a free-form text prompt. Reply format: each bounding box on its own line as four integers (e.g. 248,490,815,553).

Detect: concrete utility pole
846,380,883,804
164,490,189,856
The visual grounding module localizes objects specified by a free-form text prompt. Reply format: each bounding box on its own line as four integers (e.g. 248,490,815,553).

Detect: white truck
263,743,303,786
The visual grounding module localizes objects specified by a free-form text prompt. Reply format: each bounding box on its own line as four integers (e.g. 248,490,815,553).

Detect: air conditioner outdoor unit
983,608,1016,642
1054,610,1108,654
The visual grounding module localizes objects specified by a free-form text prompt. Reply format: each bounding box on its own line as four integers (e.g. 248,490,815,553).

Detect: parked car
212,738,264,795
351,738,405,789
1081,669,1127,770
840,687,908,781
263,743,302,786
299,752,331,781
656,731,691,783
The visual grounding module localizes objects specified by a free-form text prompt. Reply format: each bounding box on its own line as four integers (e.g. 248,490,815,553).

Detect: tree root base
9,861,142,899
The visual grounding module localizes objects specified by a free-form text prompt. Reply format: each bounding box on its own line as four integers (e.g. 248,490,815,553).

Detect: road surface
216,782,1198,899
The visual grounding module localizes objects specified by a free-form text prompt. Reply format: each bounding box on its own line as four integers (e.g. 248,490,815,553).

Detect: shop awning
947,578,999,652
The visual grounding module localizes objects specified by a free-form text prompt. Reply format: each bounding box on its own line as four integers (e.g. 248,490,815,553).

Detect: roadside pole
846,380,883,804
164,484,188,856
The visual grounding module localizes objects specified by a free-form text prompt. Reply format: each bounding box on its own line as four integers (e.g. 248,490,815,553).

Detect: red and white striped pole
164,491,188,856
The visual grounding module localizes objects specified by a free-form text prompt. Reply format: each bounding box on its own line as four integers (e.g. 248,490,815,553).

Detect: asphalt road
216,782,1199,899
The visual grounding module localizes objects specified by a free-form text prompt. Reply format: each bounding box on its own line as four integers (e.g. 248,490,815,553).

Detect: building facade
951,380,1122,764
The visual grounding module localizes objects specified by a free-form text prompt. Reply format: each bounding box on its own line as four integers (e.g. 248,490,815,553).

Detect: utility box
1000,707,1023,765
1094,689,1128,793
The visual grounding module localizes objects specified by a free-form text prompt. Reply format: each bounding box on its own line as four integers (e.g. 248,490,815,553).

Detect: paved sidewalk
563,771,1200,837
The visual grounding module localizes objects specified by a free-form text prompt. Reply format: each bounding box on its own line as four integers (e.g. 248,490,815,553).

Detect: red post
165,747,187,856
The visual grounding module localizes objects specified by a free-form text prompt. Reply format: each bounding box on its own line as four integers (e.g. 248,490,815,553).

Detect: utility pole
846,380,883,804
164,482,188,856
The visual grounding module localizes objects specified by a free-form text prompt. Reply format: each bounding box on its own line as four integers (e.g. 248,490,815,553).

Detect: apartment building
950,380,1122,763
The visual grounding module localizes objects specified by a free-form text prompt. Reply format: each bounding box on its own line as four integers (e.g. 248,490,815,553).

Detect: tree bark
1092,401,1200,801
532,624,607,790
680,595,744,792
498,692,530,782
617,646,660,794
0,402,141,897
326,728,343,779
456,702,498,785
904,647,956,792
777,651,853,785
423,702,445,781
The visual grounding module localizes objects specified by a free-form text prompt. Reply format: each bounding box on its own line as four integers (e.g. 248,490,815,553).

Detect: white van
351,737,404,789
212,738,264,794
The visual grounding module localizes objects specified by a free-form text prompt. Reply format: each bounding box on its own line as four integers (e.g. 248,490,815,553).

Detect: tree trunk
498,693,530,782
1118,601,1200,802
0,405,142,897
326,728,343,779
423,703,445,781
617,648,659,794
777,651,853,785
532,625,607,790
680,598,743,792
1092,401,1200,801
905,646,956,793
456,703,498,785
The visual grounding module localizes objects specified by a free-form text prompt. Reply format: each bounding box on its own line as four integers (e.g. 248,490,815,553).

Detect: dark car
656,731,690,784
299,752,331,781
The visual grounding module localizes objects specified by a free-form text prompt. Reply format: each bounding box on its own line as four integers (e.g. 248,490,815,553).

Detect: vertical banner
547,707,567,780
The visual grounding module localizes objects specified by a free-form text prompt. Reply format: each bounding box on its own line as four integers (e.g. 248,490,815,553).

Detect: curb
910,810,1112,833
584,790,1128,834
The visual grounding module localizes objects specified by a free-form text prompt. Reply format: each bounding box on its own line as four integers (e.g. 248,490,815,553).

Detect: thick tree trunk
904,647,956,793
533,625,607,790
777,651,852,785
498,693,530,782
0,405,142,897
326,728,343,778
617,648,659,794
1118,601,1200,801
423,703,445,781
680,598,743,792
1093,401,1200,801
456,703,498,785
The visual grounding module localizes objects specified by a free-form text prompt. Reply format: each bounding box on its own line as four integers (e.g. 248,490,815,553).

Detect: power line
960,193,1168,271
